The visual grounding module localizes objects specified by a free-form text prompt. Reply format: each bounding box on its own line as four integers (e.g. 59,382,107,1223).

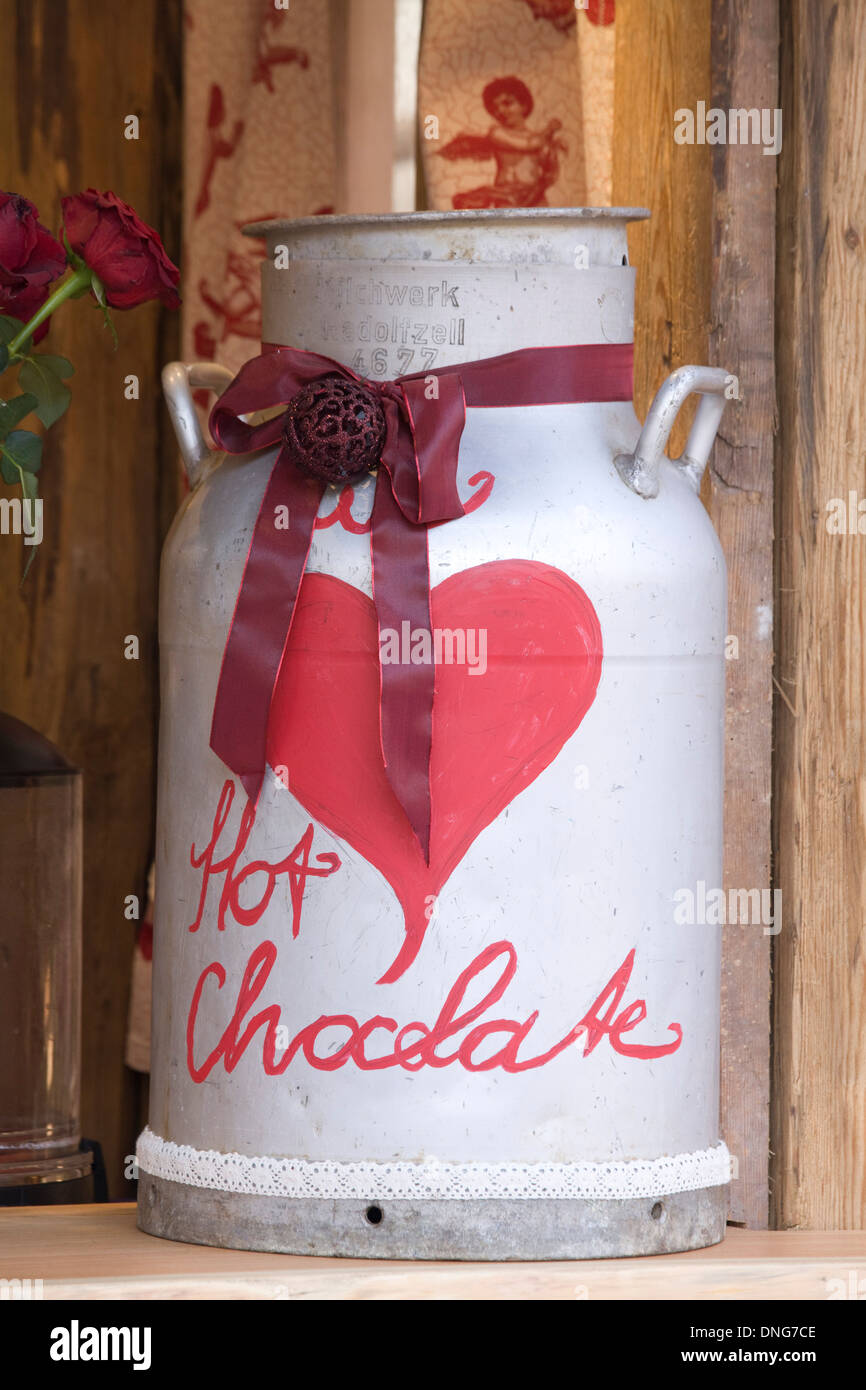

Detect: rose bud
61,189,181,310
0,191,66,342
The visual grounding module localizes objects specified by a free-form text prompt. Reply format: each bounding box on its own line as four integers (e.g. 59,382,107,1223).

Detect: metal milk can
138,209,731,1259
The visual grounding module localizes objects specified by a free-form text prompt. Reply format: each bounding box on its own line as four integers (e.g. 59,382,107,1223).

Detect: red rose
0,191,66,342
61,189,180,310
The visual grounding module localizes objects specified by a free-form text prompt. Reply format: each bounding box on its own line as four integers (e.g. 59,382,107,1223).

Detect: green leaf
0,313,31,357
0,393,39,441
0,315,25,344
0,343,8,373
18,356,73,427
34,353,73,379
0,428,43,479
0,449,40,503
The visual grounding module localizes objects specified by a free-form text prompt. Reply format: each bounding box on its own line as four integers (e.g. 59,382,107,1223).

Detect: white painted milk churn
138,209,732,1259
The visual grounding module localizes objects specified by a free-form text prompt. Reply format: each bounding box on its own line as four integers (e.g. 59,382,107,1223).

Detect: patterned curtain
419,0,615,210
184,0,339,381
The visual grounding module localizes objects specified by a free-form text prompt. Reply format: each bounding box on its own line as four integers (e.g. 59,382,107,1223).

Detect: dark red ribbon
208,341,633,861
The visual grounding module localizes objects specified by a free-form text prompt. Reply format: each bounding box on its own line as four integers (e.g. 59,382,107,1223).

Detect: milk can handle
162,361,235,489
614,365,730,500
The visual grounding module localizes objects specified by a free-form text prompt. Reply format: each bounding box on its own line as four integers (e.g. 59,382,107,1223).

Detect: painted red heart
267,560,603,982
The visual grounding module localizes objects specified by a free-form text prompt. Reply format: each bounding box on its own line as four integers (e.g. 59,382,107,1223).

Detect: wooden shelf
1,1205,864,1299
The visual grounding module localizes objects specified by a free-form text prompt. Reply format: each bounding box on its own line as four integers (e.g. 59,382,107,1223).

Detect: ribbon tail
210,447,326,804
371,472,433,862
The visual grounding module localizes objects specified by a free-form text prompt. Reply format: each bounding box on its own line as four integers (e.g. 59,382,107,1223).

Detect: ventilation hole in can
650,1202,664,1221
621,254,628,265
365,1204,384,1226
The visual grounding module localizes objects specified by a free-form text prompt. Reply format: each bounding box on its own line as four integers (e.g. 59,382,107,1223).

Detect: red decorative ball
283,376,386,484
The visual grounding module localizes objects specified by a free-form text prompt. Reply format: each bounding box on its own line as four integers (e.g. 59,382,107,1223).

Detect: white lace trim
136,1127,730,1201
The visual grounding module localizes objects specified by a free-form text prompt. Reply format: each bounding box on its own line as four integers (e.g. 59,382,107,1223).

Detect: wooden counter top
0,1205,864,1299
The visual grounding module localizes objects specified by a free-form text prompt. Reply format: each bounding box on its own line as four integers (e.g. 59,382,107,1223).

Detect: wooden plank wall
0,0,182,1199
774,0,866,1229
613,0,713,459
613,0,776,1227
707,0,777,1230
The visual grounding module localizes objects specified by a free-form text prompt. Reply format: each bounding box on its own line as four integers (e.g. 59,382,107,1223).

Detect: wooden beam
708,0,778,1229
0,0,182,1198
773,0,866,1229
612,0,713,455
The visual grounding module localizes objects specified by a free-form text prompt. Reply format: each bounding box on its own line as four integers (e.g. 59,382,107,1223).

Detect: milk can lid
243,207,651,236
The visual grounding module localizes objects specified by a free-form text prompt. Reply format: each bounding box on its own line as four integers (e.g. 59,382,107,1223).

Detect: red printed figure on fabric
520,0,615,28
196,213,331,362
192,212,329,409
438,77,567,209
252,6,310,91
194,85,245,219
198,250,263,344
192,249,263,409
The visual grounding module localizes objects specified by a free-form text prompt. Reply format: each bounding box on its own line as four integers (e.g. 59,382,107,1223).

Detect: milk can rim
242,207,651,237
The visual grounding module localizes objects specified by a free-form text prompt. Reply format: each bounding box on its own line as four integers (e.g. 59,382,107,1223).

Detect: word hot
188,779,340,940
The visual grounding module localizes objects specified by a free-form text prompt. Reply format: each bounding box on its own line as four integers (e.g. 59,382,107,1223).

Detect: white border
136,1127,730,1201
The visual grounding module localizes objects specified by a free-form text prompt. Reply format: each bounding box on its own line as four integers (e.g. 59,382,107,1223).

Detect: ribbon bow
208,341,633,861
